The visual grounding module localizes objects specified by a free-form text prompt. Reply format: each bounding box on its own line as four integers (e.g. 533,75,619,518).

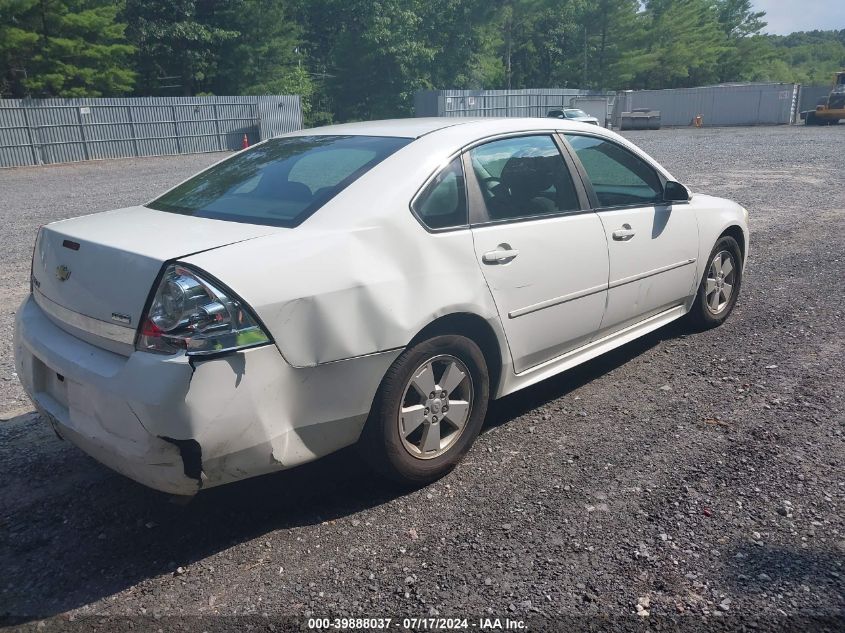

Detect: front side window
148,135,411,227
412,157,467,229
469,135,581,222
564,134,663,208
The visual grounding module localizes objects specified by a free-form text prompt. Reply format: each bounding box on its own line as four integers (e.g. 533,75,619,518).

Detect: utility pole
583,25,588,89
506,14,513,90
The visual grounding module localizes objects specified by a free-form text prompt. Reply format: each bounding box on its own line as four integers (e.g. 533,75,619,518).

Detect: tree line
2,0,844,124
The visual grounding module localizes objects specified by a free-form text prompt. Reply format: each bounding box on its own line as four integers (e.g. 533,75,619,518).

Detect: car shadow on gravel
3,321,687,621
484,320,686,430
721,543,845,622
725,542,844,596
3,446,402,621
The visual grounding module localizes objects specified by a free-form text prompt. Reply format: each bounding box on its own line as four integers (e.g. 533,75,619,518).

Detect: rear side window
469,135,581,222
565,135,662,208
412,157,467,229
148,135,411,227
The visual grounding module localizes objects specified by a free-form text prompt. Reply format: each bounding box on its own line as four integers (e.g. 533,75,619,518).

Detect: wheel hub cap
398,355,473,460
705,250,737,315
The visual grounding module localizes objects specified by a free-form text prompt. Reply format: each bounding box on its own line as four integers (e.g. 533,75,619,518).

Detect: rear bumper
14,295,400,495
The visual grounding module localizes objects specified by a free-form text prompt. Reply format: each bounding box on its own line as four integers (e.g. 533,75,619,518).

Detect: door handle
482,244,519,264
612,224,636,241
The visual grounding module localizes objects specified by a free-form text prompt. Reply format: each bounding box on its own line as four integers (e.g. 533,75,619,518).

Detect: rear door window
148,135,411,227
468,135,581,222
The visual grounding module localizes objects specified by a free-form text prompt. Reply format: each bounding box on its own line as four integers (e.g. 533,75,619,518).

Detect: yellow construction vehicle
802,70,845,125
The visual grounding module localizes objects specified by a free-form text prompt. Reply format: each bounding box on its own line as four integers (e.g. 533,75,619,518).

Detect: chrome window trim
32,287,136,345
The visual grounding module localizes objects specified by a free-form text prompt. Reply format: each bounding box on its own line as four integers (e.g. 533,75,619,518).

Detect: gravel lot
1,126,843,630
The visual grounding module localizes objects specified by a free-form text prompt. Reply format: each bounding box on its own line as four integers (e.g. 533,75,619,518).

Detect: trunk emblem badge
55,265,71,282
111,313,131,325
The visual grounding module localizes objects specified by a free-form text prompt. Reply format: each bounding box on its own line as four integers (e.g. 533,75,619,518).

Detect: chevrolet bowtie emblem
56,265,71,282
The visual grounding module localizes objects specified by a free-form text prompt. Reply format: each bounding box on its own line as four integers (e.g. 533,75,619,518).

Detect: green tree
0,0,40,97
713,0,771,81
210,0,322,121
766,30,845,84
125,0,238,95
715,0,765,38
296,0,436,120
496,0,546,89
212,0,302,94
1,0,135,97
417,0,503,90
631,0,729,89
6,0,844,124
525,3,579,87
582,0,649,89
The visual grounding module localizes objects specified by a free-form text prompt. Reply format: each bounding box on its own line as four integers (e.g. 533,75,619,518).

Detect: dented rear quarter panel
184,131,503,368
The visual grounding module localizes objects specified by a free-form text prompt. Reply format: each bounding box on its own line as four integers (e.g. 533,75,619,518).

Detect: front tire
359,335,489,486
686,235,743,330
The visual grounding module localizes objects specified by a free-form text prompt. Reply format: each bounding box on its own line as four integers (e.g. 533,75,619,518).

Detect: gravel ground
1,126,843,631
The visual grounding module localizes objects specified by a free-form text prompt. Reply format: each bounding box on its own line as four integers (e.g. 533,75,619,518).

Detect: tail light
136,263,270,356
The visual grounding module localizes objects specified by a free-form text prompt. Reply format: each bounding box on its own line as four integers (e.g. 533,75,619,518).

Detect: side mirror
664,180,691,203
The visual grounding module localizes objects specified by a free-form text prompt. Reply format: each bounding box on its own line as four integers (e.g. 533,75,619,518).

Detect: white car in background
548,108,601,126
15,118,749,495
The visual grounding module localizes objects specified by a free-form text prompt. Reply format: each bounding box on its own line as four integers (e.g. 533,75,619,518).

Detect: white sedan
547,108,601,125
15,118,748,495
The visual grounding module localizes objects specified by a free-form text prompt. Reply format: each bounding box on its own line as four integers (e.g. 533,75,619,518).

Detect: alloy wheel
398,354,474,460
705,250,736,314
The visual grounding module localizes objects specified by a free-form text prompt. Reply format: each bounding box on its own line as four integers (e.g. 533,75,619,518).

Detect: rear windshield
148,135,411,227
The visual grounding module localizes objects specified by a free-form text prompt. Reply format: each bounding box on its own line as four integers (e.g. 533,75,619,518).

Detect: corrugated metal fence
613,83,800,127
0,95,302,168
415,89,591,118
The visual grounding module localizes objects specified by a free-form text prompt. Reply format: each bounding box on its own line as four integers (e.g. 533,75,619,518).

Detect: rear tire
359,335,489,486
686,235,743,330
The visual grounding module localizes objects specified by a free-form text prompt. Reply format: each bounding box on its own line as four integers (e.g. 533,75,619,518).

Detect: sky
753,0,845,35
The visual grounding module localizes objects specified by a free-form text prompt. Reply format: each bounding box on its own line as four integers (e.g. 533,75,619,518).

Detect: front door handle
482,244,519,264
612,224,636,241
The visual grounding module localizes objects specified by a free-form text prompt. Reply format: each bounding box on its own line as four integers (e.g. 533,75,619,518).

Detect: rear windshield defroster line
148,135,412,228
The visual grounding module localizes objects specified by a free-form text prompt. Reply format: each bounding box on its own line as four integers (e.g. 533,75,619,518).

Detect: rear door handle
482,245,519,264
612,225,636,241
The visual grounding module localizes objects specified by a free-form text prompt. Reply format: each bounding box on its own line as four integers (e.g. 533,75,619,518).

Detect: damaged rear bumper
14,295,400,495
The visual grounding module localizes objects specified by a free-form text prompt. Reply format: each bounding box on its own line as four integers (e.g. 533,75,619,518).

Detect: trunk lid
32,206,281,341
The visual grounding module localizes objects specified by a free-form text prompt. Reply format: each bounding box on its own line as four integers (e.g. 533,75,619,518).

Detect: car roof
285,117,606,141
285,117,483,139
